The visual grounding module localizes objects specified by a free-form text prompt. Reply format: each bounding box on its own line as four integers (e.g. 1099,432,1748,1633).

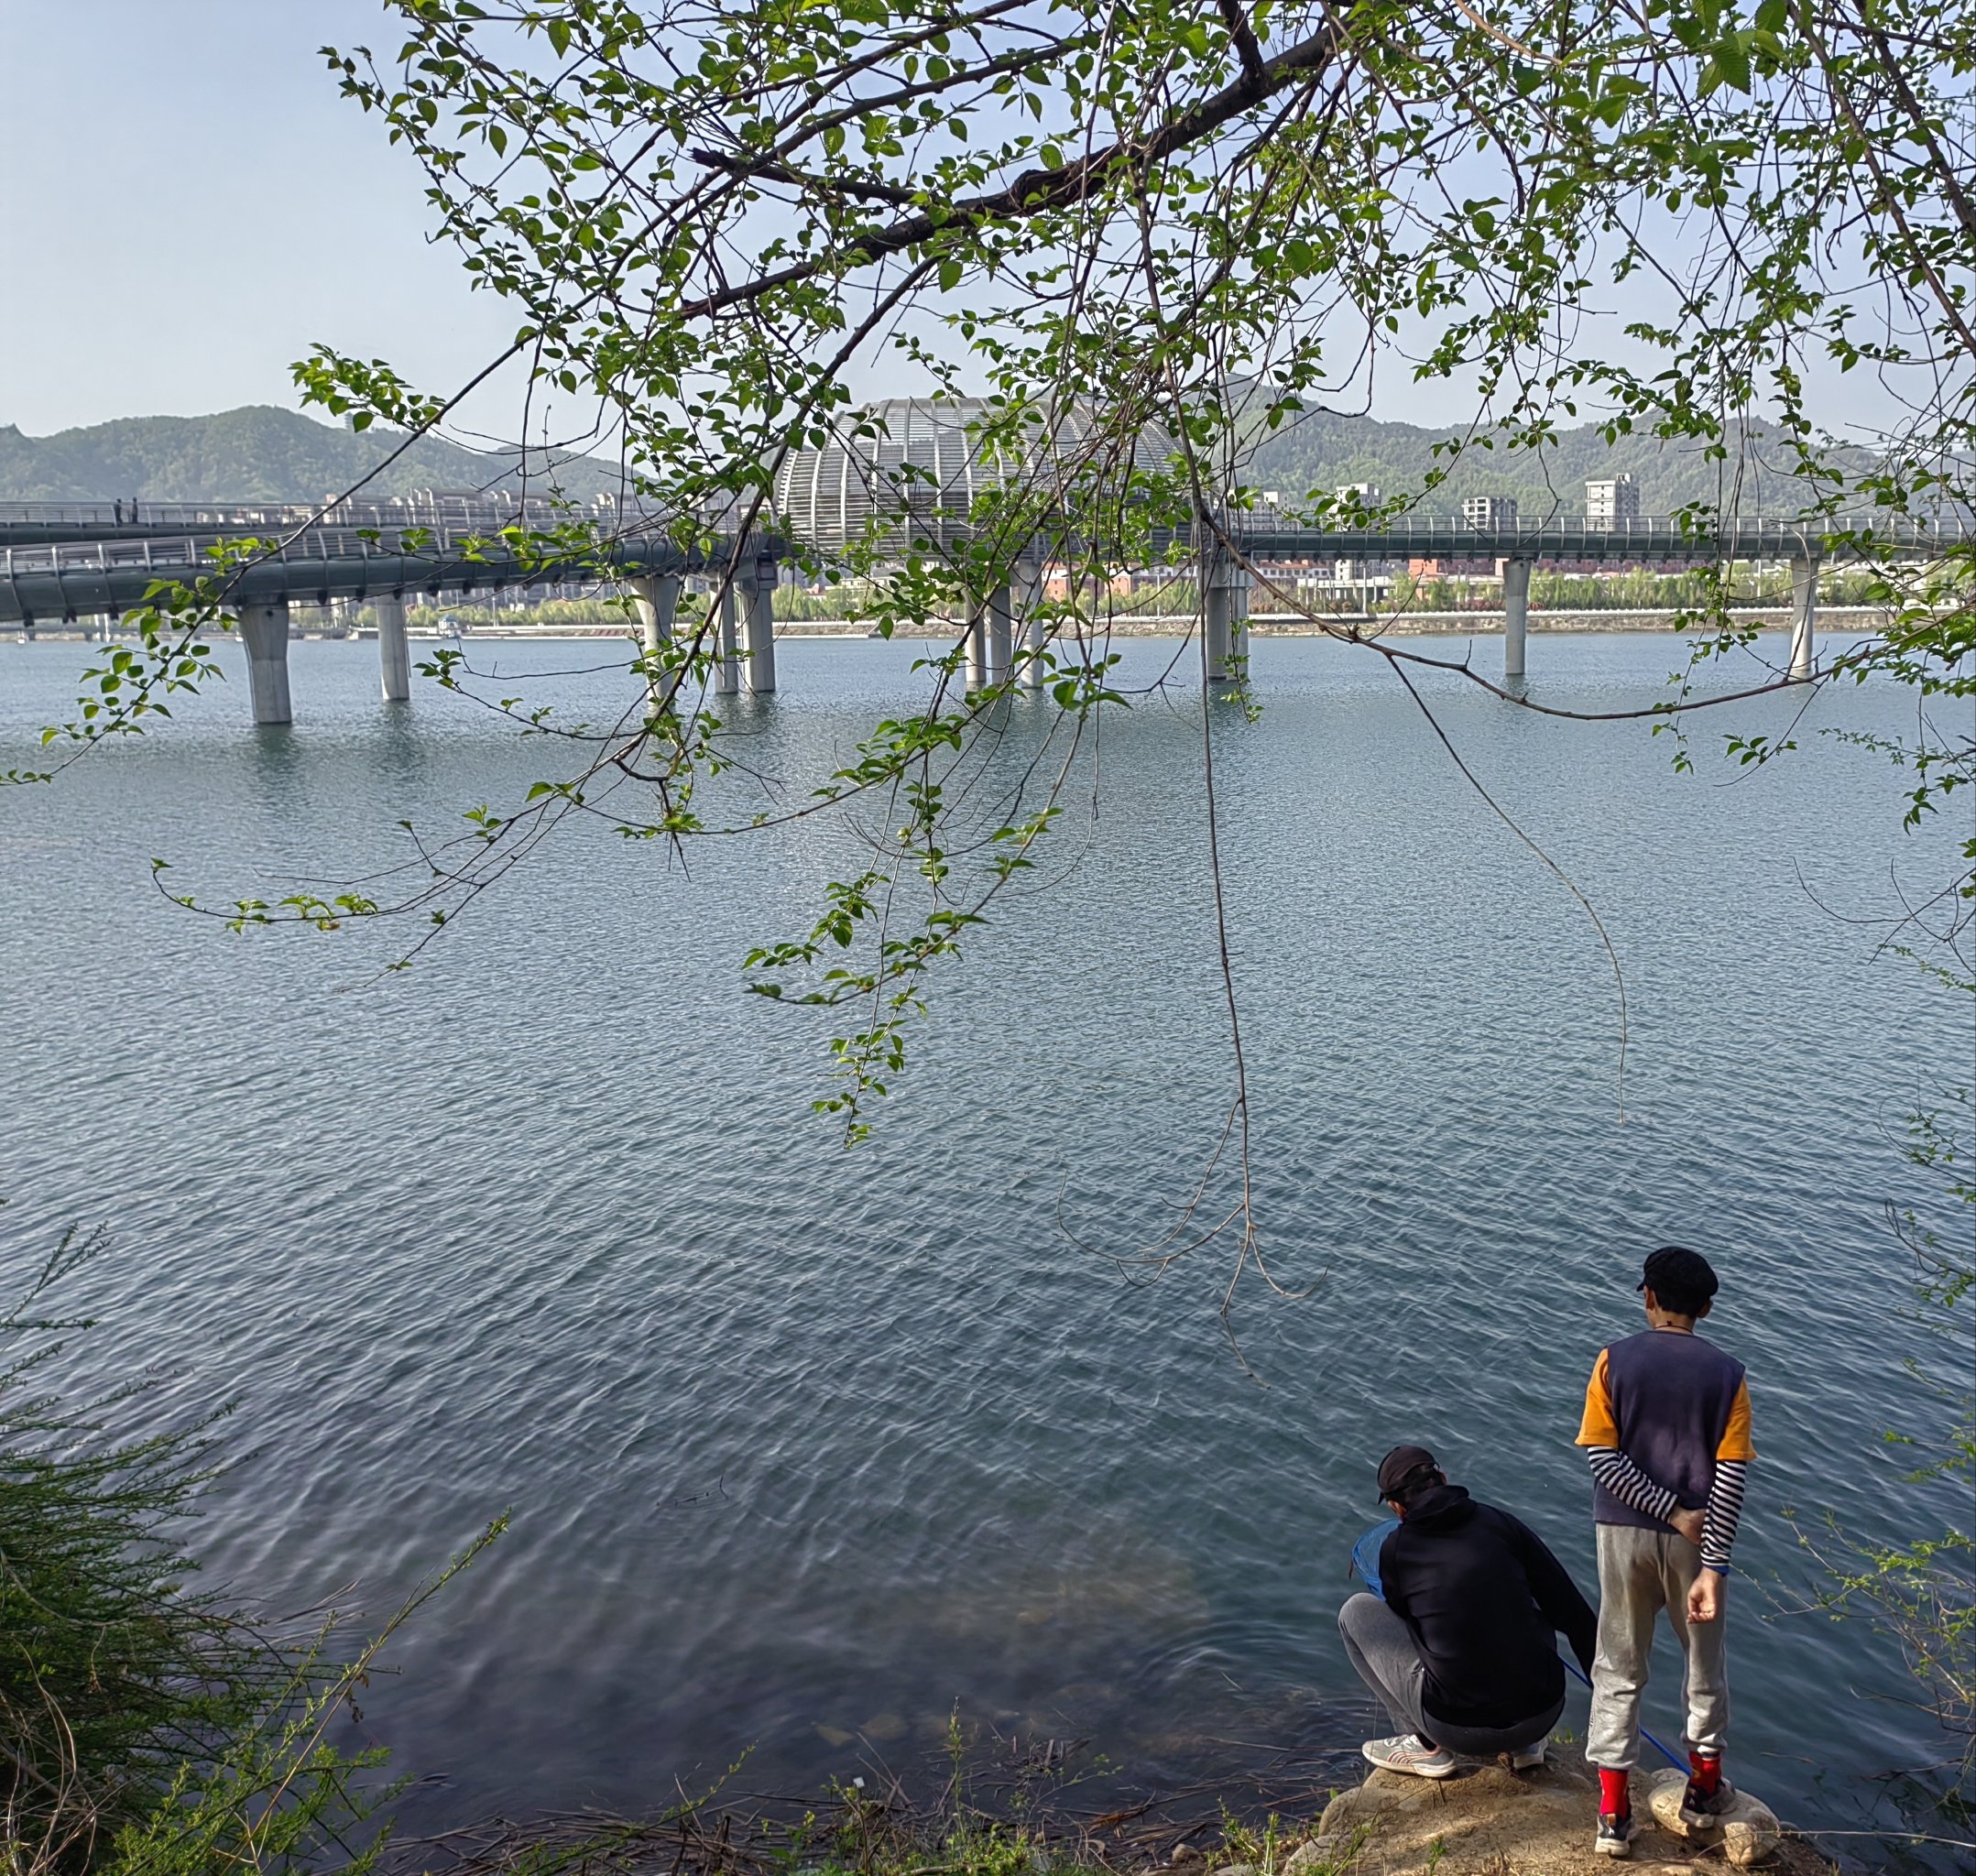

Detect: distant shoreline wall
9,605,1894,644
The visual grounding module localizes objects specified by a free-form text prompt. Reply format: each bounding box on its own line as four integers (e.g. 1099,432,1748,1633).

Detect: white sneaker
1361,1733,1457,1779
1509,1739,1547,1771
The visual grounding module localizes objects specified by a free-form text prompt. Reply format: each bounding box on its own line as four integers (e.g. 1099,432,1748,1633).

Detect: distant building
1586,474,1640,528
1462,495,1519,529
1336,483,1381,505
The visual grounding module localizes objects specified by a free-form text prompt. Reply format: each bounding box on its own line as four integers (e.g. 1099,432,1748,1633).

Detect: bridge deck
0,510,1962,625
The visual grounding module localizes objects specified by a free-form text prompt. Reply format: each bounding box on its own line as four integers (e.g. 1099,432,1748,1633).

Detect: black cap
1638,1246,1719,1306
1377,1444,1437,1502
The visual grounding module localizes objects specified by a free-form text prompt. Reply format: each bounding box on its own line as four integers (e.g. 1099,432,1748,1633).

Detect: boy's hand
1669,1507,1706,1546
1687,1569,1726,1624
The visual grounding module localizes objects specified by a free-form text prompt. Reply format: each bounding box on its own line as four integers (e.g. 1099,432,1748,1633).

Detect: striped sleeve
1585,1445,1681,1523
1700,1458,1750,1572
1576,1348,1621,1445
1717,1379,1756,1460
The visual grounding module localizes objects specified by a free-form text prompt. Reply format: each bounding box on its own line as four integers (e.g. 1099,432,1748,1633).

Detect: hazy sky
0,3,1904,446
0,1,515,438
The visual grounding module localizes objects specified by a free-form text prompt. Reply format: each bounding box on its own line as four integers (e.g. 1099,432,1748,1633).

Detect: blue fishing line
1349,1521,1687,1771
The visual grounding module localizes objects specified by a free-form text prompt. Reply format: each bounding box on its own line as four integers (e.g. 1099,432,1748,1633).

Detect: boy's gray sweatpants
1588,1523,1729,1769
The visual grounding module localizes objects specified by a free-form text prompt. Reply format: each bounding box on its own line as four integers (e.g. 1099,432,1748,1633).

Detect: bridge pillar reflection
1203,549,1250,684
236,598,293,725
374,594,411,702
739,552,776,693
1501,556,1533,680
1789,556,1819,678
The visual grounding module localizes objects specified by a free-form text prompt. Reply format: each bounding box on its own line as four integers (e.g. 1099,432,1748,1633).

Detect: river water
0,632,1967,1851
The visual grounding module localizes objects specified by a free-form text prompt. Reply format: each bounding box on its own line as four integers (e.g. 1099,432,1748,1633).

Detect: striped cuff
1700,1458,1749,1572
1586,1445,1681,1523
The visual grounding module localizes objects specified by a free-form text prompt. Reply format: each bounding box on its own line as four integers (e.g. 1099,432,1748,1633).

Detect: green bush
0,1226,270,1870
0,1221,500,1875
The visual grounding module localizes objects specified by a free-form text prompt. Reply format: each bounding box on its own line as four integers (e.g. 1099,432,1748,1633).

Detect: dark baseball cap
1638,1246,1719,1304
1376,1444,1438,1501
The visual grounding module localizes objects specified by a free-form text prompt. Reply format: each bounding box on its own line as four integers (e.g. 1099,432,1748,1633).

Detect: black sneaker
1679,1773,1736,1830
1594,1811,1640,1859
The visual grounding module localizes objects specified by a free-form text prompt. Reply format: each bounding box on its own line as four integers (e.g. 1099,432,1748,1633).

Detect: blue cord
1350,1522,1689,1772
1561,1658,1687,1771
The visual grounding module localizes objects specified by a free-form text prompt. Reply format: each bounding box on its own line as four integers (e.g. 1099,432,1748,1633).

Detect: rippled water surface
1,631,1967,1844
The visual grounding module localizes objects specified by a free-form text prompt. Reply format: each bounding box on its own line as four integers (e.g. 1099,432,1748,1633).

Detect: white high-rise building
1462,495,1519,529
1586,474,1640,528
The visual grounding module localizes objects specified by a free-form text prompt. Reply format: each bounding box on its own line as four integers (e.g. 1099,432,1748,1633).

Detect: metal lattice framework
769,398,1164,553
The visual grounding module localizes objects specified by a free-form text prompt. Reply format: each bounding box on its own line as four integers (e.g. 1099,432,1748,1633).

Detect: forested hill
1,402,1855,517
0,406,627,503
1245,407,1852,518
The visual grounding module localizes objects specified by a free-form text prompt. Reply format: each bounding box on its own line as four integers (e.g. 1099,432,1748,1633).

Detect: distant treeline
371,562,1888,633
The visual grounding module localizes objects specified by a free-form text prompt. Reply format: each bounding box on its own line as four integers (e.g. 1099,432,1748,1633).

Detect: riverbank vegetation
0,1224,504,1876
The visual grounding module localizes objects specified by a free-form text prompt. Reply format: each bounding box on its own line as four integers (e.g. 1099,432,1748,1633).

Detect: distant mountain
0,406,628,504
1244,407,1858,518
0,400,1863,518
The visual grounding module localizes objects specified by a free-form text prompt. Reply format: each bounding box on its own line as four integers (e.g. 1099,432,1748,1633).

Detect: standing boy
1577,1247,1754,1858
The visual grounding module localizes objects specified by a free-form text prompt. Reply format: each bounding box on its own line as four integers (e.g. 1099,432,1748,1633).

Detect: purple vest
1594,1329,1745,1530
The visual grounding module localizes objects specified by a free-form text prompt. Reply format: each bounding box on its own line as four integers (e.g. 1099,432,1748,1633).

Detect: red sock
1688,1752,1722,1796
1599,1768,1631,1816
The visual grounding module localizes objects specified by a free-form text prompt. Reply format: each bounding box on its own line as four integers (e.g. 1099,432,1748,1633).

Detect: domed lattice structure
770,398,1166,553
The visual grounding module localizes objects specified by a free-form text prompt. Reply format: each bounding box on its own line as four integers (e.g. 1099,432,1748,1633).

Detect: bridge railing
0,517,689,581
2,509,1966,585
0,494,671,540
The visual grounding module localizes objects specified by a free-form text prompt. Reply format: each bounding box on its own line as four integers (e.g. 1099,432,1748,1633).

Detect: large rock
1645,1769,1782,1867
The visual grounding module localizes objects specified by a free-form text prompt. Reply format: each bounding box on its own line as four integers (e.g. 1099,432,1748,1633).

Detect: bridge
5,400,1962,725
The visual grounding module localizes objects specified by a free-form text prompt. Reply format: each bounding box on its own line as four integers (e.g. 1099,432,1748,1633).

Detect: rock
1168,1847,1202,1866
860,1711,908,1741
1722,1800,1783,1868
1644,1769,1782,1867
1210,1863,1259,1876
1282,1840,1339,1876
813,1724,855,1749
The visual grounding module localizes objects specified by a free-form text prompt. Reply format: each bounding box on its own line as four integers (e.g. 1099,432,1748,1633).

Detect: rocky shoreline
1213,1751,1833,1876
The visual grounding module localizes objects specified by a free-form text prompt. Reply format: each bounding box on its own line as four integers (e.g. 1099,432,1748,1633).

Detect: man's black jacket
1377,1484,1598,1729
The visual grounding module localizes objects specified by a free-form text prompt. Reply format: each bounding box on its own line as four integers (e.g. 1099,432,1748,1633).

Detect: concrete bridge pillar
739,552,776,693
1501,555,1533,680
1789,555,1819,678
715,581,741,695
235,598,293,725
1016,558,1048,690
987,581,1014,685
374,594,411,702
626,572,682,703
1203,548,1250,684
962,603,990,693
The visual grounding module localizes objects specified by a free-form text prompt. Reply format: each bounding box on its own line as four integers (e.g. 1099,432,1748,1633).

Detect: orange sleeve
1717,1378,1755,1460
1576,1348,1619,1446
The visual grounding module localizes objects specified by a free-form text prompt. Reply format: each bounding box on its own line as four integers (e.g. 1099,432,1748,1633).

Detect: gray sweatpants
1588,1523,1729,1769
1337,1593,1562,1754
